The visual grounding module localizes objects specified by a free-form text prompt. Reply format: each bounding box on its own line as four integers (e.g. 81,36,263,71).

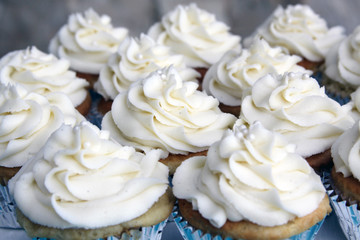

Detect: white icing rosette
0,46,89,107
148,3,241,68
0,84,82,168
9,121,169,230
94,34,199,100
240,72,354,157
49,8,128,74
172,120,328,239
102,66,236,156
325,25,360,88
203,38,311,107
244,4,345,62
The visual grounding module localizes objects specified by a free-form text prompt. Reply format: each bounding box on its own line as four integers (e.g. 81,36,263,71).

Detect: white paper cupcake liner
323,172,360,240
0,184,21,229
172,202,327,240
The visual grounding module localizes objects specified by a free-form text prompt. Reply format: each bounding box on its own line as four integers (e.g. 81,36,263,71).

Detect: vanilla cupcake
102,66,237,174
244,4,345,72
172,120,331,239
94,34,199,113
323,25,360,100
202,38,311,116
240,72,354,170
0,46,91,115
329,120,360,239
148,3,241,80
9,121,174,239
0,83,83,185
49,8,129,87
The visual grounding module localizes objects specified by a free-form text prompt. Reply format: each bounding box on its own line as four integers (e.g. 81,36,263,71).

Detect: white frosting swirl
244,4,345,62
0,47,89,107
10,121,169,229
325,26,360,87
0,84,83,167
102,66,236,155
331,120,360,181
203,38,311,106
49,8,129,74
173,121,326,228
240,72,354,157
94,34,200,100
332,120,360,181
148,3,241,68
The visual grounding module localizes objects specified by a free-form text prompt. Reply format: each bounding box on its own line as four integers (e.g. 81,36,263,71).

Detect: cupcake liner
31,219,168,240
172,202,327,240
323,172,360,240
312,71,351,105
0,184,21,229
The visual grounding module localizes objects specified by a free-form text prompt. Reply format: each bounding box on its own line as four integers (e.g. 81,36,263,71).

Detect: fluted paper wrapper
323,172,360,240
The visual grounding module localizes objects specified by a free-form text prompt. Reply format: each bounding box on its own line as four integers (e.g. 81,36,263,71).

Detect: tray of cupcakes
1,2,359,239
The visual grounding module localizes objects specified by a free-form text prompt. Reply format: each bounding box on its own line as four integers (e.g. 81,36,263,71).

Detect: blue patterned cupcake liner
172,201,327,240
323,172,360,240
0,184,21,229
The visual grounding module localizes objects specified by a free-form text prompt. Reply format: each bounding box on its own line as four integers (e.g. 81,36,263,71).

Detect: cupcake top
202,38,311,107
49,8,129,74
325,25,360,88
148,3,241,68
94,34,200,100
331,120,360,181
0,84,83,168
240,72,354,157
173,120,326,228
349,87,360,121
102,66,237,156
9,121,169,229
0,46,89,107
244,4,345,62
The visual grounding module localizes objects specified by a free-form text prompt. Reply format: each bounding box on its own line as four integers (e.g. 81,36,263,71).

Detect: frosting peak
94,34,199,100
49,8,129,74
173,120,326,228
0,46,89,107
102,66,236,155
202,38,311,106
240,72,354,157
0,83,82,167
10,121,169,229
244,4,345,62
148,3,241,68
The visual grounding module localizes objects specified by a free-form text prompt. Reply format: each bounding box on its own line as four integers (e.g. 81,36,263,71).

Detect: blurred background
1,0,359,57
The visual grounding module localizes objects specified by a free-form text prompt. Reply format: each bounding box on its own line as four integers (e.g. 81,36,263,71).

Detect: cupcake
244,4,345,72
0,83,83,185
94,33,199,114
8,121,174,239
202,38,311,116
172,120,331,239
102,66,237,174
49,8,129,88
240,72,354,170
0,46,91,115
323,25,360,101
328,120,360,239
147,3,241,81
